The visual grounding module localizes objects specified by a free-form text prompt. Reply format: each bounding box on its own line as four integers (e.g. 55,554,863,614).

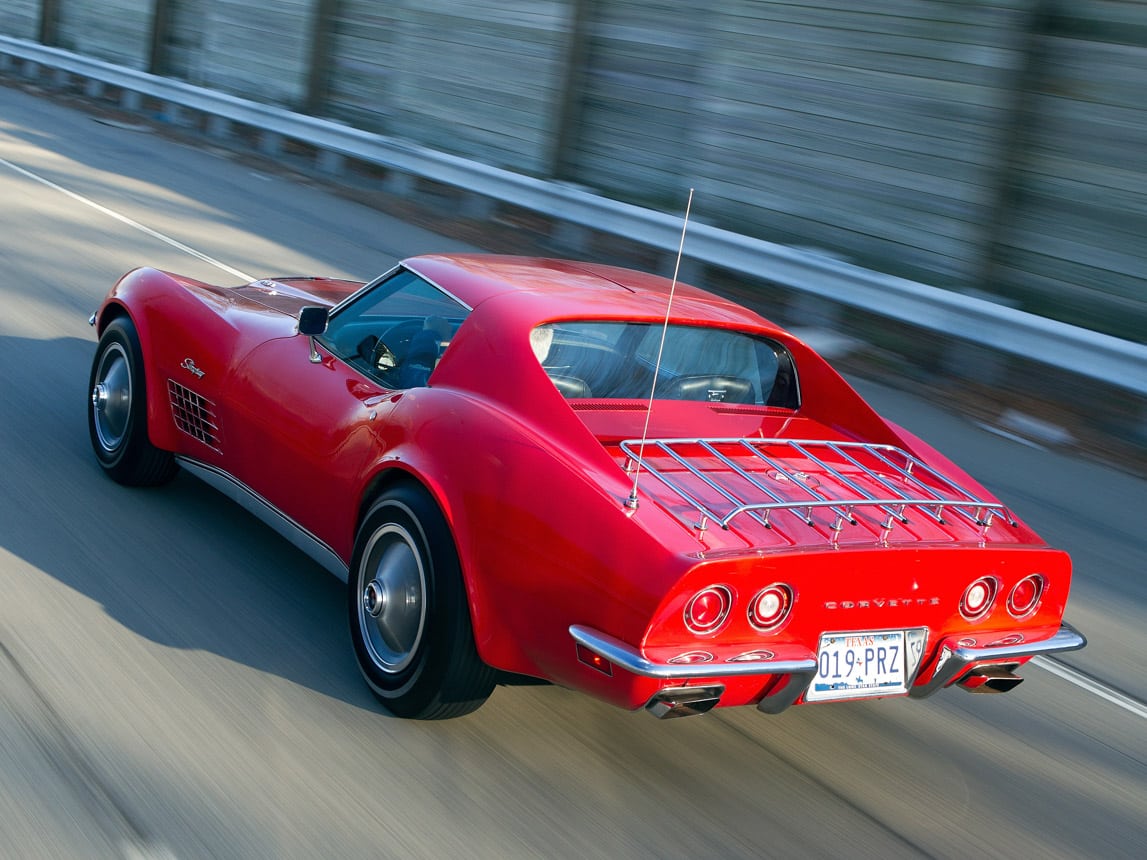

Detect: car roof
402,254,784,332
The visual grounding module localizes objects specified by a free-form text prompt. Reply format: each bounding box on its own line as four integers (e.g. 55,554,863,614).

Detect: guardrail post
459,193,496,220
788,291,843,330
383,171,416,196
206,115,231,140
552,220,592,254
658,255,703,287
260,131,283,157
317,149,344,175
943,341,1007,388
163,102,185,126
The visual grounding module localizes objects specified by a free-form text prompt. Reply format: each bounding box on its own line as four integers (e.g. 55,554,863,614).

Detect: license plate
805,630,907,703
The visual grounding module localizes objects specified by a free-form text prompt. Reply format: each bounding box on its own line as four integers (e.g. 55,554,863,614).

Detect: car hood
231,277,364,316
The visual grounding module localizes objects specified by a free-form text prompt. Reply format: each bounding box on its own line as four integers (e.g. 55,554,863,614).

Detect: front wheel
348,484,495,719
88,316,177,486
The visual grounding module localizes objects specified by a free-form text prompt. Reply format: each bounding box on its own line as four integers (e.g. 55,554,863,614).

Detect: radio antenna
626,187,694,510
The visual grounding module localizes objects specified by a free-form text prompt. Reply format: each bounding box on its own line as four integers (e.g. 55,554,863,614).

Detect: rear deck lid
616,436,1033,550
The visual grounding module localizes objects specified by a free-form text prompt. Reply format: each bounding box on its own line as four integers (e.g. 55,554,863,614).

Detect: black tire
88,316,178,486
348,484,496,719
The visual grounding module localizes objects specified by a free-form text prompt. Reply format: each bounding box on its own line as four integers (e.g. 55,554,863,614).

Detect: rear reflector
576,644,613,676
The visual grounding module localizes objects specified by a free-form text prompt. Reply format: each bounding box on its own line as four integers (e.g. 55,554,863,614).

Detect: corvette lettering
824,597,941,609
181,357,205,378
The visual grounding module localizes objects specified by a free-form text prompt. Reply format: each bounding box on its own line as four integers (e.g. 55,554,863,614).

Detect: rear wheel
348,484,495,719
88,316,178,486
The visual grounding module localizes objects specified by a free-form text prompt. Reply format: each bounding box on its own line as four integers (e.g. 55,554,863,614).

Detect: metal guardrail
3,35,1147,398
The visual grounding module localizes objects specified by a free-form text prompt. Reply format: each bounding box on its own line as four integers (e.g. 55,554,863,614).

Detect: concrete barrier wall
994,13,1147,337
5,0,1145,343
323,0,575,176
0,1,38,40
161,0,315,106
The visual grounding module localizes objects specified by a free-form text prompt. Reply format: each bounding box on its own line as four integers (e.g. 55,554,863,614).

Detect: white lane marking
0,155,254,282
121,840,179,860
974,421,1049,451
1033,656,1147,721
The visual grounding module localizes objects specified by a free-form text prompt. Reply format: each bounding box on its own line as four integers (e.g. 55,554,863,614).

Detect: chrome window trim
326,263,402,316
327,262,474,319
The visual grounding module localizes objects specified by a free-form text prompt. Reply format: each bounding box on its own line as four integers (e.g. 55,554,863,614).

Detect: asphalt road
1,83,1144,860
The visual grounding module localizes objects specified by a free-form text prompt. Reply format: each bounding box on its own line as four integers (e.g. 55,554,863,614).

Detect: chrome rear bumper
907,622,1087,698
569,622,1086,716
569,625,816,680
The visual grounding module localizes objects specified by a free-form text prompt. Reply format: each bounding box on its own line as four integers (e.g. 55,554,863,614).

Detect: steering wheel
370,338,399,372
369,320,424,373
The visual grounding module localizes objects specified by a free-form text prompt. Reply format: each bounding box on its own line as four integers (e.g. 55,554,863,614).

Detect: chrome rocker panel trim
908,622,1087,698
176,457,350,581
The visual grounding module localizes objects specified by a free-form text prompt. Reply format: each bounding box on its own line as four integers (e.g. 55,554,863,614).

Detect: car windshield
319,268,470,388
531,321,799,407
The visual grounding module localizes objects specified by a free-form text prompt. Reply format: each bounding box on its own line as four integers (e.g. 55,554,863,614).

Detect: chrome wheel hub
358,524,427,674
91,344,132,452
362,580,387,618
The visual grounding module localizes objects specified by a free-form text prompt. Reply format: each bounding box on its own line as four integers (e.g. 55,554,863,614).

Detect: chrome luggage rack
620,438,1015,536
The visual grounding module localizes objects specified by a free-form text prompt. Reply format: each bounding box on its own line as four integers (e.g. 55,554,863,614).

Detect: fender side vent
168,380,221,451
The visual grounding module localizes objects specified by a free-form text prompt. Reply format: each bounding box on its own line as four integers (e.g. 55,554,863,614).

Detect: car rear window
531,321,799,407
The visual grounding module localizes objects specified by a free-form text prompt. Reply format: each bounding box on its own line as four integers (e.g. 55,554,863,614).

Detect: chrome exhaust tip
645,685,724,719
959,664,1024,694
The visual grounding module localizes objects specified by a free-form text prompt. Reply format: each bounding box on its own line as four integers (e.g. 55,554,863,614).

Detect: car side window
320,269,470,388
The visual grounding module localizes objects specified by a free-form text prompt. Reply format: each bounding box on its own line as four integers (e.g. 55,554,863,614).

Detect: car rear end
570,435,1084,717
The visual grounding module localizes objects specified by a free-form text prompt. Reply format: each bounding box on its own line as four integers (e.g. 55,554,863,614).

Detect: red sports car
87,254,1085,719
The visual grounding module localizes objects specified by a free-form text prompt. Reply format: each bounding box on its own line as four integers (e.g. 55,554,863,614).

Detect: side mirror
298,306,329,336
298,306,329,364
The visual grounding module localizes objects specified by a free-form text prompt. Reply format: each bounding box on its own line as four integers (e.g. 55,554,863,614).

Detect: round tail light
960,576,998,621
684,586,732,634
749,584,794,631
1007,574,1045,618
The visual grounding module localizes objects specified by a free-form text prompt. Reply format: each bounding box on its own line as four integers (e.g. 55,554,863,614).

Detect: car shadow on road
0,333,376,712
